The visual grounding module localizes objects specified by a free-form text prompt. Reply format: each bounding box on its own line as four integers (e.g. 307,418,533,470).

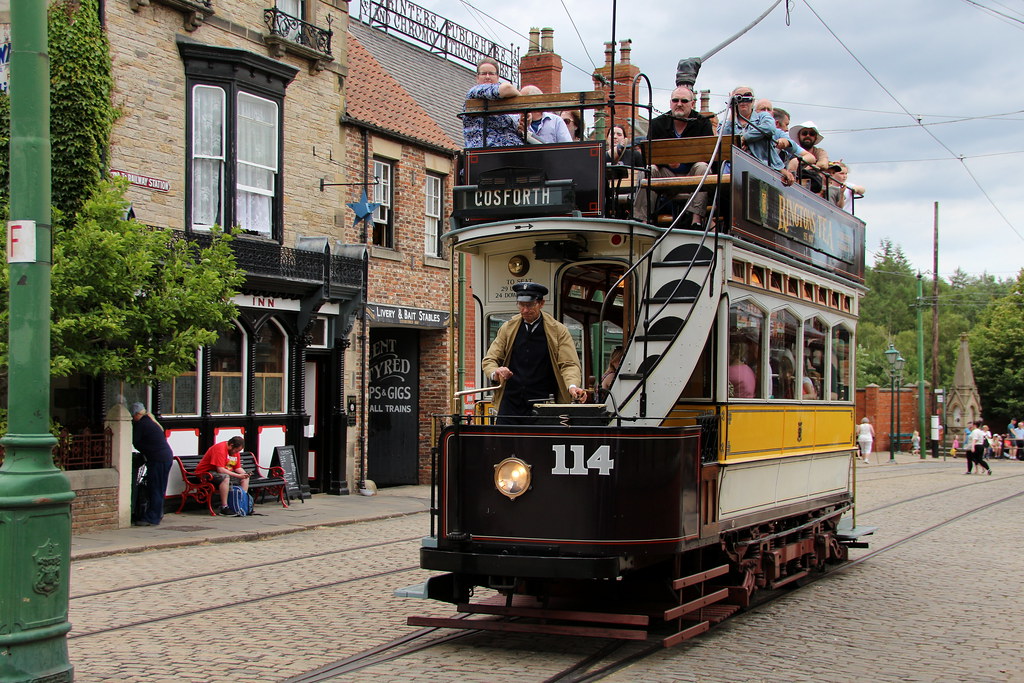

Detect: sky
362,0,1024,282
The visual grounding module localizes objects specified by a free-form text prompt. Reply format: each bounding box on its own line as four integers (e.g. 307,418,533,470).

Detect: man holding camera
633,85,713,224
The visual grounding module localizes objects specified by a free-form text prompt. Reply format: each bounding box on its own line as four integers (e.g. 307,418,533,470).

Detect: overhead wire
802,0,1024,243
957,0,1024,28
846,149,1024,165
559,0,597,71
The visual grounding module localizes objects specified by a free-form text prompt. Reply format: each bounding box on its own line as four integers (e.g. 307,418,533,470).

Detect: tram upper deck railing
452,136,865,282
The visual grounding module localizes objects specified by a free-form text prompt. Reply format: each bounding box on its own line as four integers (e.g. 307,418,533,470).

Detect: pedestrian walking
130,402,175,525
856,417,875,463
966,421,992,475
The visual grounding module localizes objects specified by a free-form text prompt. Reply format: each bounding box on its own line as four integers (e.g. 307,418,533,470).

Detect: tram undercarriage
411,487,859,646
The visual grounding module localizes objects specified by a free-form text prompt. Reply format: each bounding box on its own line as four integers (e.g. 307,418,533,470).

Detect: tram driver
482,282,587,425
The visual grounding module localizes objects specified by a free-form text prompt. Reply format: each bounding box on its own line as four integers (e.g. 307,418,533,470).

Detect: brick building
90,0,495,516
102,0,365,503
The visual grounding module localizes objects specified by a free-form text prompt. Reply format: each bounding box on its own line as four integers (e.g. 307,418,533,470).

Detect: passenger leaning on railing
719,86,795,186
786,121,830,193
825,161,866,213
462,58,522,148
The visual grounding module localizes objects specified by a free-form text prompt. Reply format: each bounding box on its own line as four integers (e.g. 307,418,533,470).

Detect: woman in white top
856,417,875,464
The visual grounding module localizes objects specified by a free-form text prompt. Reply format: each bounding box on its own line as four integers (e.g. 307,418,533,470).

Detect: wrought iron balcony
173,230,363,296
264,8,333,70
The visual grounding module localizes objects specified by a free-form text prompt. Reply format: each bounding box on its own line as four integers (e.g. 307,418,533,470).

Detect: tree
0,0,244,385
859,239,917,335
969,270,1024,423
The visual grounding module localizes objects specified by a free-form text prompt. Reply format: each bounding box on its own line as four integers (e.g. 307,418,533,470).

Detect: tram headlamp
494,457,531,500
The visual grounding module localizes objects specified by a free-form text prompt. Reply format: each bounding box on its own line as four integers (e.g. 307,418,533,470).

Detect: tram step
663,588,729,621
662,620,710,648
671,563,731,590
457,602,649,626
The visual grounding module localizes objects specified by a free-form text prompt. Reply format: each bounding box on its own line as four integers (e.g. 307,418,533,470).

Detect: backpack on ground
228,485,255,516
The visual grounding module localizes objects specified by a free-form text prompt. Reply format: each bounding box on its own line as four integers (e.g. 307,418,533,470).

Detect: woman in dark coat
131,402,174,525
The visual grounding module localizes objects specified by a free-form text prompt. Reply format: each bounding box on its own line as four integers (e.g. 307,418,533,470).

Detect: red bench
173,452,289,515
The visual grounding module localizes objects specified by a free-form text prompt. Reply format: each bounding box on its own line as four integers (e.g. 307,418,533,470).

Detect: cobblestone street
67,457,1024,682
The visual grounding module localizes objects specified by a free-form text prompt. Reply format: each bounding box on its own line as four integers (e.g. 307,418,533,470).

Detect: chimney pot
619,39,632,64
541,27,554,53
604,41,614,67
527,28,540,55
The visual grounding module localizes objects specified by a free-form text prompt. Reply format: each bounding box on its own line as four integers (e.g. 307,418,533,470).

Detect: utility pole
931,202,941,450
0,0,75,680
916,272,926,459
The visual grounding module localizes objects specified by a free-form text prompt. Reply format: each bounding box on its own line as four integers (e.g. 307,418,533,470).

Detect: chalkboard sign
272,445,309,501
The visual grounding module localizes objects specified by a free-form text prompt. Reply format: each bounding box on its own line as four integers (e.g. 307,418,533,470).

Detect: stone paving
65,455,1024,682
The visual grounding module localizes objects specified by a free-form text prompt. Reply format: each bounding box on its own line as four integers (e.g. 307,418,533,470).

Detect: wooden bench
640,136,732,190
174,452,289,516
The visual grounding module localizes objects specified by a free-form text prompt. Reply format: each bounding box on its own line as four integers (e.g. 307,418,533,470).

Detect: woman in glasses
462,57,522,149
559,110,583,141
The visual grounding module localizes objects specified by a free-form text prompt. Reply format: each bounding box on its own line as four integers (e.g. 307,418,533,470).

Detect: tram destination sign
453,179,575,218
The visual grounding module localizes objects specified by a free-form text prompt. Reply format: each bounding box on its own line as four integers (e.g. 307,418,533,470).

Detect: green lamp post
0,0,75,680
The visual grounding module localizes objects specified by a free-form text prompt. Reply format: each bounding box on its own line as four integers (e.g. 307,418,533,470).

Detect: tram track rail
71,535,421,600
69,563,422,640
280,483,1024,682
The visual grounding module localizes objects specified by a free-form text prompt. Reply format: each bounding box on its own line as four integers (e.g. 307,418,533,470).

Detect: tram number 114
551,444,614,475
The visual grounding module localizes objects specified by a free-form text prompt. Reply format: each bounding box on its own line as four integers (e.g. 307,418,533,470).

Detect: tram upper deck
451,91,866,429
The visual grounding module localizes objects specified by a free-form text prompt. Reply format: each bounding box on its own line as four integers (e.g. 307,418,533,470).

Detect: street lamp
884,344,905,463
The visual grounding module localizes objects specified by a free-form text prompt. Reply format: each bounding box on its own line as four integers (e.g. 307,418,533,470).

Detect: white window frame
191,85,226,231
235,92,279,237
424,173,443,257
372,159,393,247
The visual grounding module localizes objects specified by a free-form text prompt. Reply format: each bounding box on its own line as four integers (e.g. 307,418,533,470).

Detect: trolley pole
0,0,75,680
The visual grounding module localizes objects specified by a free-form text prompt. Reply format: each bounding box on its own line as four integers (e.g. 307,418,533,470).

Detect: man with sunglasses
634,85,714,224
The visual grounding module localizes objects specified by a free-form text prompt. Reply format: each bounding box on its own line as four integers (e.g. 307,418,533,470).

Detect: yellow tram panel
724,404,855,463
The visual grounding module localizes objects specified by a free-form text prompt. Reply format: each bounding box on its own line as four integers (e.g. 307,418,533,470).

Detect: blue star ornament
347,189,380,227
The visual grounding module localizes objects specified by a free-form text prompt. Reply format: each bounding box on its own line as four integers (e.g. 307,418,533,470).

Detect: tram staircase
606,229,720,424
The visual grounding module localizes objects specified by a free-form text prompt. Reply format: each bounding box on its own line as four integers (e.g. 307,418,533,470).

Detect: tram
405,86,873,646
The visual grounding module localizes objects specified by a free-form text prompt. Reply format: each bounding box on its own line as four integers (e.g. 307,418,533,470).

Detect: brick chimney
592,39,642,138
519,27,563,94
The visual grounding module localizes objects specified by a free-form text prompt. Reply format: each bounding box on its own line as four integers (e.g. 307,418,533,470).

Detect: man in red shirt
196,436,250,515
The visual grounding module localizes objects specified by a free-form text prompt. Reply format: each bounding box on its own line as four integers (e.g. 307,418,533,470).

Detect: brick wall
71,486,119,533
343,129,457,485
857,384,923,452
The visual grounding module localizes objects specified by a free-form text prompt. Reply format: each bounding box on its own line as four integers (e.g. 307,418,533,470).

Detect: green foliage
860,240,917,335
0,0,244,386
969,270,1024,424
0,181,244,383
48,0,117,218
7,180,244,383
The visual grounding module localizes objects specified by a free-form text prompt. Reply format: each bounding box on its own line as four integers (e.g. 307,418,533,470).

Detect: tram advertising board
730,151,866,281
